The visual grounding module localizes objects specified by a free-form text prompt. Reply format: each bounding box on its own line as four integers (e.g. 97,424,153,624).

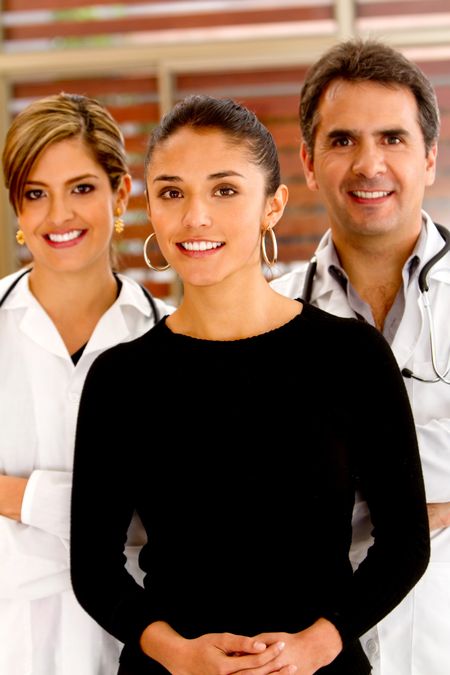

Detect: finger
263,667,298,675
252,633,281,646
277,666,298,675
217,633,269,654
229,641,286,670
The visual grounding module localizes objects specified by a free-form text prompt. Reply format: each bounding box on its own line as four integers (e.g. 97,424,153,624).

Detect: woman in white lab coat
0,93,172,675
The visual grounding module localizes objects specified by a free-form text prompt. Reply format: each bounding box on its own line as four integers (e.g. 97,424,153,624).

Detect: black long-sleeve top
71,303,429,674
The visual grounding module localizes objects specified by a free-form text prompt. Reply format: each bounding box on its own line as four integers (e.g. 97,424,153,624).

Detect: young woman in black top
71,95,429,675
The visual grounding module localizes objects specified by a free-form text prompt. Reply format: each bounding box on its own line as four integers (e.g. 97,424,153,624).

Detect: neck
29,263,118,353
168,268,299,341
333,230,419,330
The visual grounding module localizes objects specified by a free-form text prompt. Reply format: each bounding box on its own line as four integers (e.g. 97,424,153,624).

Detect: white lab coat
271,213,450,675
0,270,174,675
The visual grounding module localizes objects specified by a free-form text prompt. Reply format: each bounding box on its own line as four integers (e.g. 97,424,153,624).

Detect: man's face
301,79,437,249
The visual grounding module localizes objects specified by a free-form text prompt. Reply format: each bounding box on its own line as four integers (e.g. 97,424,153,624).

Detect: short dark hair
145,94,281,195
300,38,440,158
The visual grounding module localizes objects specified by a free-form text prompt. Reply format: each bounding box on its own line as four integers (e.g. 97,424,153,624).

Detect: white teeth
48,230,82,242
181,241,223,251
352,190,390,199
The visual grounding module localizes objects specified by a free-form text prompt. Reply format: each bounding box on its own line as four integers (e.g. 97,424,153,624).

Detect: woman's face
17,136,130,275
145,127,284,290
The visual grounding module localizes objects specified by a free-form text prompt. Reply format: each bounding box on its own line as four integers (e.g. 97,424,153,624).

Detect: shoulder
300,302,395,360
89,318,168,378
270,264,309,299
118,275,176,318
0,268,29,296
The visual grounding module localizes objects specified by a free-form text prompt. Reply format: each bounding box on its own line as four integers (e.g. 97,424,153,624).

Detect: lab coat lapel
83,277,151,355
18,293,69,359
311,231,356,319
391,219,450,369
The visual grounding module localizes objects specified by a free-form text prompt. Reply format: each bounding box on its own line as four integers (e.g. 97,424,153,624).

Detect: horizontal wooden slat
4,7,332,40
13,76,158,99
358,0,449,17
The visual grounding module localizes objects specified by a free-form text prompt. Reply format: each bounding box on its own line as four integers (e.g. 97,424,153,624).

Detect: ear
115,173,132,213
144,189,152,220
300,141,319,191
425,143,438,187
264,183,289,229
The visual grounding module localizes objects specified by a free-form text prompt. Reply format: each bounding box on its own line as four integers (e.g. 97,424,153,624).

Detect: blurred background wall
1,0,449,303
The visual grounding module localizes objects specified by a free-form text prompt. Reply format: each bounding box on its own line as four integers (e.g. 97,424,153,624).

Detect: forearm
428,501,450,530
140,621,186,670
293,618,342,670
0,475,28,521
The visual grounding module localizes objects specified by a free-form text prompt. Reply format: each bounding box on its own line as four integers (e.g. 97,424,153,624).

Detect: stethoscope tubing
0,267,160,324
302,224,450,384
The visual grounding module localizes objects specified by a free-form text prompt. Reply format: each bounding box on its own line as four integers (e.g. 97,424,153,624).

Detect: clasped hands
141,618,342,675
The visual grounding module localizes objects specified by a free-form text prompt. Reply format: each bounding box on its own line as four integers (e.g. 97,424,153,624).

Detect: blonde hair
2,92,128,214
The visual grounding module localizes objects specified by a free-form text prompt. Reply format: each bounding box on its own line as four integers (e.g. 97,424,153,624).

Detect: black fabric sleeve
322,320,430,643
70,343,158,646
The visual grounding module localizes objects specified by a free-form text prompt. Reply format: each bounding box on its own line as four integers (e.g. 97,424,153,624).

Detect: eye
214,186,237,197
331,136,353,148
73,183,94,194
160,188,183,199
24,188,45,201
385,135,401,145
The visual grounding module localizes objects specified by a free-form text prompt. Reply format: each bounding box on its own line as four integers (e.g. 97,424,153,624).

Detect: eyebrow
152,170,245,183
25,173,100,186
326,127,410,139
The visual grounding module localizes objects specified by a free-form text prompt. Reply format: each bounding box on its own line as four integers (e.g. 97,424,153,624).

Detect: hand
140,621,290,675
427,502,450,530
252,618,343,675
0,474,27,521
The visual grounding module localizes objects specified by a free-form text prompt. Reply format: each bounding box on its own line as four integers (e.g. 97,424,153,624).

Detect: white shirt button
366,638,378,655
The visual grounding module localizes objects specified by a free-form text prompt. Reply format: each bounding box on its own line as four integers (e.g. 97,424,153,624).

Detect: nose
47,194,74,226
182,195,212,229
351,140,386,179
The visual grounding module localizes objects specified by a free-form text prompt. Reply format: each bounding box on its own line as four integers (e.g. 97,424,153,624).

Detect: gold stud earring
16,229,25,246
114,208,124,234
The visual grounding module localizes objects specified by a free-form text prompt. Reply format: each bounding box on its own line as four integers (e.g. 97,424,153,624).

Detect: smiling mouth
46,229,84,243
179,241,224,251
350,190,392,199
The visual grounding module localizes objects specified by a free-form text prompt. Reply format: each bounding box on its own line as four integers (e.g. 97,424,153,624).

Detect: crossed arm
0,475,27,521
2,473,448,533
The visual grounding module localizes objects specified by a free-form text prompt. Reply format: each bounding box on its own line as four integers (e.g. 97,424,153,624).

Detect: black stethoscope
0,267,160,323
301,224,450,384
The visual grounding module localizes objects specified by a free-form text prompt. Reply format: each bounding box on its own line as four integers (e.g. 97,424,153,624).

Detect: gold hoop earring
261,226,278,267
114,208,124,234
16,229,25,246
143,232,170,272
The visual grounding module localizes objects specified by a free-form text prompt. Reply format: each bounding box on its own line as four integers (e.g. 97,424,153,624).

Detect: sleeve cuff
21,469,72,540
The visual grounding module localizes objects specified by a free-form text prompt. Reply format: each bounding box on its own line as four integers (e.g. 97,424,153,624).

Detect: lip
177,239,225,257
44,229,87,249
348,189,394,204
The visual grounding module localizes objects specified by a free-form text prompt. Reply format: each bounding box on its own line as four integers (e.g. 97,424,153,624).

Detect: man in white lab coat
272,39,450,675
